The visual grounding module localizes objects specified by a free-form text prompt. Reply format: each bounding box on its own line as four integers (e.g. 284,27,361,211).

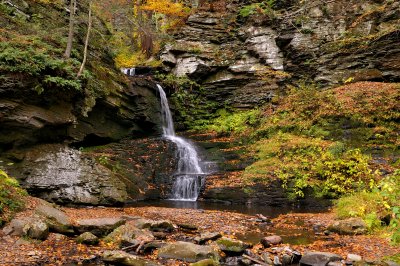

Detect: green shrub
335,170,400,243
0,169,26,226
239,0,275,18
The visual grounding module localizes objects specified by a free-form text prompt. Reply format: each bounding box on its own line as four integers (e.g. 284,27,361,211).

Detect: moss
0,169,26,226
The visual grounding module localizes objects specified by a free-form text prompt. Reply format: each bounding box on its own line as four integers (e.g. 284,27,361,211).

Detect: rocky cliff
162,0,400,110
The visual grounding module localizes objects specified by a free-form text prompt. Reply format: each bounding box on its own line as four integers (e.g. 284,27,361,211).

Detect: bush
244,133,377,199
0,169,26,226
335,170,400,244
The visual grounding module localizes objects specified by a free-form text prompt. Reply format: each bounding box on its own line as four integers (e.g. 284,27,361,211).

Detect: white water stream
157,84,205,201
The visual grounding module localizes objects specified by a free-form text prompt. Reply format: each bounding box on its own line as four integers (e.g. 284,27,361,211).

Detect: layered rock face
0,78,161,151
7,144,128,205
161,0,400,108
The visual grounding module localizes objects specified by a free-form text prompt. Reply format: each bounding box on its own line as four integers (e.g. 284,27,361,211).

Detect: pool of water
126,199,329,219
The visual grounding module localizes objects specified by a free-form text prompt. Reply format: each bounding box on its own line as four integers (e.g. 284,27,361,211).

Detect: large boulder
104,223,155,247
215,237,250,255
3,216,49,240
300,252,342,266
11,145,128,206
74,217,126,237
158,241,219,263
102,250,159,266
34,200,73,234
327,218,367,235
76,232,99,245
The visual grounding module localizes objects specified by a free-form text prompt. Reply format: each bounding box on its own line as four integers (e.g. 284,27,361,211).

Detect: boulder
104,223,154,247
189,259,219,266
15,145,128,206
35,200,73,234
76,232,99,245
158,241,219,263
347,254,362,262
261,235,283,248
102,250,158,266
3,216,49,240
215,237,250,255
149,220,175,232
27,219,49,240
74,217,126,237
178,223,198,231
300,252,342,266
327,218,367,235
195,232,222,244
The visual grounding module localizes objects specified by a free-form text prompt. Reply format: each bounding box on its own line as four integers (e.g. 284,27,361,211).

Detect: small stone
76,232,99,245
261,235,283,248
240,258,252,265
195,232,222,244
274,256,282,266
347,254,362,262
261,252,273,265
292,251,302,264
178,223,198,231
282,254,292,265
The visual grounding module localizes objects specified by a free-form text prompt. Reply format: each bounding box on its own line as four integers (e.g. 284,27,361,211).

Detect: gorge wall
162,0,400,111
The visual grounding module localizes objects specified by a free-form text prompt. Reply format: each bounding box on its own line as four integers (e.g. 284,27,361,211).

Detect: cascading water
157,84,205,201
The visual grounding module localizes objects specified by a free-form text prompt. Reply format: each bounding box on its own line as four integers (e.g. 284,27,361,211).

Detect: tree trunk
77,0,92,77
64,0,76,59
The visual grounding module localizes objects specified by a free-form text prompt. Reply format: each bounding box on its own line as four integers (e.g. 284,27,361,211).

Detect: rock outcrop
0,78,161,152
161,0,400,110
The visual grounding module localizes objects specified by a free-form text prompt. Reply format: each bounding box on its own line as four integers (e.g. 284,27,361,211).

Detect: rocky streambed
1,197,399,266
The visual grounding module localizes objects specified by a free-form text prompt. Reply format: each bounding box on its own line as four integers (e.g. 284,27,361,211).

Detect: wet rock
216,237,250,255
261,235,283,248
143,241,166,253
104,223,154,247
292,251,302,264
3,216,49,240
189,258,219,266
347,254,362,262
75,217,126,237
76,232,99,245
274,256,282,266
15,145,128,206
327,218,367,235
178,223,198,231
261,252,273,265
158,241,219,262
282,254,292,266
35,200,73,234
300,252,342,266
27,219,49,240
225,257,241,266
195,232,222,244
149,220,175,232
102,250,158,266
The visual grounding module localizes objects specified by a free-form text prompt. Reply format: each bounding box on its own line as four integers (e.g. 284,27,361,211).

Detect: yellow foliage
140,0,189,18
115,50,146,68
32,0,62,4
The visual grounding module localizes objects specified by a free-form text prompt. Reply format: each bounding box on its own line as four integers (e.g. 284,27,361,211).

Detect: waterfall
157,84,205,201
